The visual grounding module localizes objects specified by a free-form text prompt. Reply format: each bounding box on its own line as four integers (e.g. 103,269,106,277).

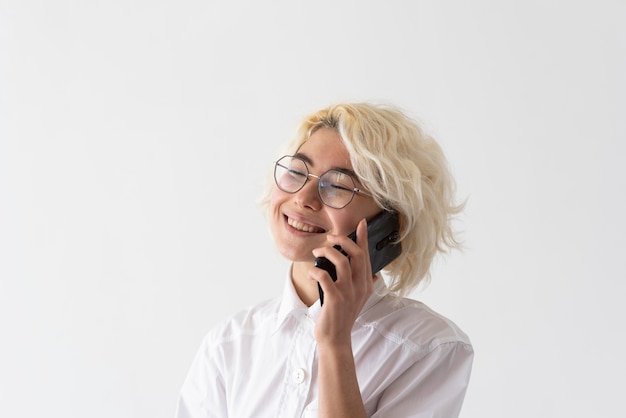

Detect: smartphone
315,210,401,305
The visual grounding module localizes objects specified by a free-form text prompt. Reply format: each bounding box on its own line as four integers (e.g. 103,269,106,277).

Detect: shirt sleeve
175,336,227,418
372,341,474,418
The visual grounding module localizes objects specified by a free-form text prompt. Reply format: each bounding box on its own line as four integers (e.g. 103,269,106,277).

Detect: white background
1,1,625,417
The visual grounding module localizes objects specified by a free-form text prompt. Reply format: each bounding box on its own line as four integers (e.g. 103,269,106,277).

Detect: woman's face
269,128,381,263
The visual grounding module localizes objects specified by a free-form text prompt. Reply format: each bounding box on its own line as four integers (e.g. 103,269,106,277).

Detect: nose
293,176,323,210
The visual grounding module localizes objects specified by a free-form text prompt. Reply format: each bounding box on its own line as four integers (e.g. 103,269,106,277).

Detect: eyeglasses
274,155,372,209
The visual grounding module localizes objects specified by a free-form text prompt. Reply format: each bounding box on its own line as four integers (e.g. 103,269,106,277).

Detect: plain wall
1,1,625,417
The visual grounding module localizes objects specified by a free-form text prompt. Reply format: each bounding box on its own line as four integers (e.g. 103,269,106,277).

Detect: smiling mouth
286,216,325,233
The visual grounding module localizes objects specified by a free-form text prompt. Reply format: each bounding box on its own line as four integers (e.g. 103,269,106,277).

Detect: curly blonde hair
262,102,464,296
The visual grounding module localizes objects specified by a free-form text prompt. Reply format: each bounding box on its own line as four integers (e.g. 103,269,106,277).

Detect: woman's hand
310,218,375,347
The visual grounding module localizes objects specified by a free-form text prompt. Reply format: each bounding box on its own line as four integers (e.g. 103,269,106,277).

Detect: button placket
277,315,318,416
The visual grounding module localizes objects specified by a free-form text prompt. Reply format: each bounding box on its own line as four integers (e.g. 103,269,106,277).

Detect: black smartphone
315,210,402,305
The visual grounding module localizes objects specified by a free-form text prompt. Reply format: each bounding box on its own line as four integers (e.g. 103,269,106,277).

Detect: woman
176,102,473,417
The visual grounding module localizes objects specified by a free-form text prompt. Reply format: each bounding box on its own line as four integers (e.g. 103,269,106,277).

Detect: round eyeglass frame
273,155,372,209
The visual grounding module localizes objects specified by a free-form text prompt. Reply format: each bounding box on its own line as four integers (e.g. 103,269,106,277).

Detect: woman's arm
311,219,373,417
317,341,367,418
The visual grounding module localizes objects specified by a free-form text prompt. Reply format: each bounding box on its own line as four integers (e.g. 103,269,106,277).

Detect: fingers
311,218,374,305
326,218,371,279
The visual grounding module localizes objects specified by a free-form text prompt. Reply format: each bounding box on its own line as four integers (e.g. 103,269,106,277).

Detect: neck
291,262,322,307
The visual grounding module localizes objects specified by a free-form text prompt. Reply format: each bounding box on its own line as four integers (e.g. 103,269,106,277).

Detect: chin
276,242,315,263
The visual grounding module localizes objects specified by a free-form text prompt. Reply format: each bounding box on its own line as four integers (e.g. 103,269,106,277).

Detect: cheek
267,188,287,233
268,187,285,213
331,214,362,236
331,205,382,236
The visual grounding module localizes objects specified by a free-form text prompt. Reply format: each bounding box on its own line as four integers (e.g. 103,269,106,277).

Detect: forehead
296,128,352,171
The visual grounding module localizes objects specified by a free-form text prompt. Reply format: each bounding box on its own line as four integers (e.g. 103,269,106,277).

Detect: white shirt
176,272,473,417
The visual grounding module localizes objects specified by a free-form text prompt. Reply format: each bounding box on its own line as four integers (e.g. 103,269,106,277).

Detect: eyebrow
293,152,359,178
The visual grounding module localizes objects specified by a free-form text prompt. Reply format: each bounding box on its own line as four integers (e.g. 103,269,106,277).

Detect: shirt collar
274,265,390,332
274,267,308,331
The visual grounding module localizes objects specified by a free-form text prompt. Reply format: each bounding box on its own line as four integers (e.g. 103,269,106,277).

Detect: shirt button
292,368,306,384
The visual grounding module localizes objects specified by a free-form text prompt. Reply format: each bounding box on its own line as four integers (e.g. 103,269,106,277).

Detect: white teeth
287,217,323,233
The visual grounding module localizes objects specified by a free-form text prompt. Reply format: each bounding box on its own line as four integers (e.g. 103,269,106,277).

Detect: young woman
176,103,473,417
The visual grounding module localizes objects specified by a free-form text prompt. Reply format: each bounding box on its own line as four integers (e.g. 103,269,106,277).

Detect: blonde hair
262,102,464,296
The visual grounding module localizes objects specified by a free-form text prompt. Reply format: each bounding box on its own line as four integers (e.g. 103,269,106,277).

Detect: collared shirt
176,271,473,417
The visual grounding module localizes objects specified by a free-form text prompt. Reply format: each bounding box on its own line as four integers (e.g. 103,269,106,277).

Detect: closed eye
328,183,353,192
287,168,306,177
